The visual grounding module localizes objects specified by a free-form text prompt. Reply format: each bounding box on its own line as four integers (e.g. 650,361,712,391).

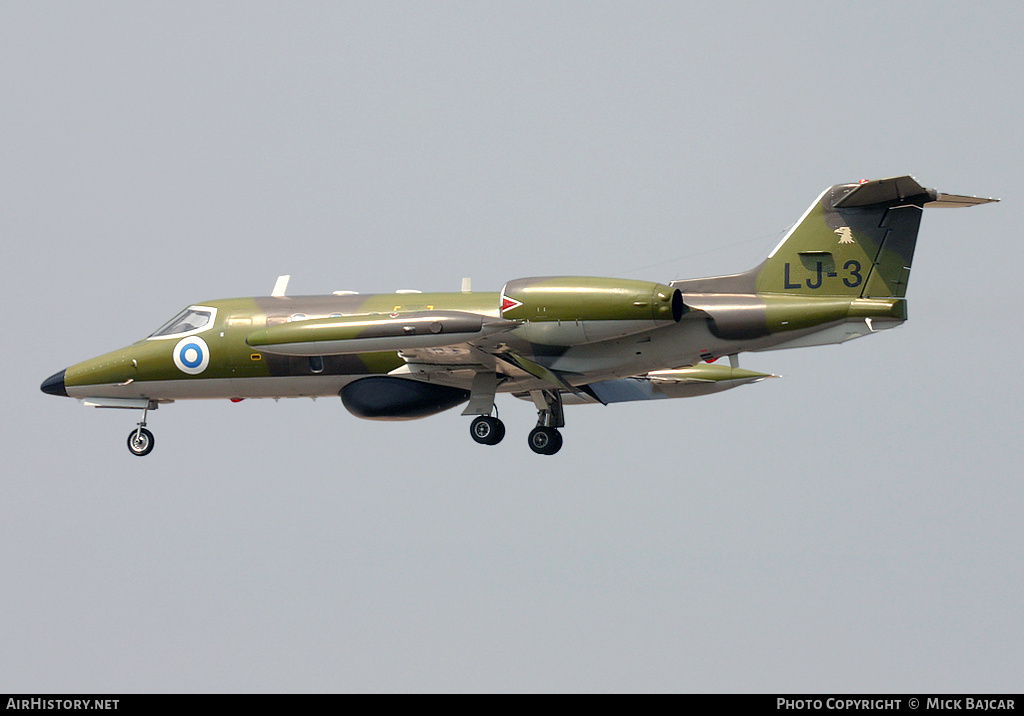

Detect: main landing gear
467,389,564,455
528,389,564,455
527,426,562,456
470,414,506,445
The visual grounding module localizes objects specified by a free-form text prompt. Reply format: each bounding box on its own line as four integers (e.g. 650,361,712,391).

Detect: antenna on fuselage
272,275,291,297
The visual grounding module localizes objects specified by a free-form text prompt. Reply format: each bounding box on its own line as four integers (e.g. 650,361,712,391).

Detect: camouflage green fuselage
62,286,903,403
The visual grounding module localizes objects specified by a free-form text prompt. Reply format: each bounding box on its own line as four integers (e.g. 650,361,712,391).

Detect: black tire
127,427,155,457
528,426,562,455
470,416,505,445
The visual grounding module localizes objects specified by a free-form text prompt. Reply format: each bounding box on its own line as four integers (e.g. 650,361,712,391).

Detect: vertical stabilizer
755,177,934,298
671,177,996,300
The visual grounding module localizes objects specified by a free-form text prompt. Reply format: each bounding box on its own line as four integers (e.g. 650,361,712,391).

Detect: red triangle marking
500,295,522,313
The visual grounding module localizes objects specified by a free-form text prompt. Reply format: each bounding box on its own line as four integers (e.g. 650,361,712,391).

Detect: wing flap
493,351,593,402
548,364,778,405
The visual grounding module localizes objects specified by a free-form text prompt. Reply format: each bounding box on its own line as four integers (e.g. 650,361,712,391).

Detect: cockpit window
149,307,215,338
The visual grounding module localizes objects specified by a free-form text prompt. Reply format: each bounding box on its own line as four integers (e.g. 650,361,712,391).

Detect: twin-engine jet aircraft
41,176,996,455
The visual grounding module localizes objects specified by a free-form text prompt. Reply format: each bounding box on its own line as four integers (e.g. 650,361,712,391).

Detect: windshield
149,307,214,338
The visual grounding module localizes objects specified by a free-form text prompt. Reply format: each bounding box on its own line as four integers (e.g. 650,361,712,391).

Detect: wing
244,274,690,405
245,306,605,402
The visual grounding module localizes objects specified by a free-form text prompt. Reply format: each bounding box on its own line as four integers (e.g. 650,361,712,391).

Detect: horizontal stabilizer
833,176,999,209
833,176,929,207
925,192,999,208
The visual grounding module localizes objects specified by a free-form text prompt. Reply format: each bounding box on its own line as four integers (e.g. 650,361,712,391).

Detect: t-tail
674,176,997,299
756,176,996,298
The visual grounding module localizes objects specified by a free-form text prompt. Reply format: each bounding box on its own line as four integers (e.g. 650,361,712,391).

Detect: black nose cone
41,370,68,397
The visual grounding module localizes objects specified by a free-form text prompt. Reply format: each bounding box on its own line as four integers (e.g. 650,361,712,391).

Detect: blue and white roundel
173,336,210,375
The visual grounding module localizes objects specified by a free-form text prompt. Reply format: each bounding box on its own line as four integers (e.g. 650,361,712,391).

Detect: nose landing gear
126,402,156,457
127,426,155,456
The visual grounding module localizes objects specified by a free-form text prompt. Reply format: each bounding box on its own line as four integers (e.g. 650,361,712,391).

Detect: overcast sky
2,1,1021,693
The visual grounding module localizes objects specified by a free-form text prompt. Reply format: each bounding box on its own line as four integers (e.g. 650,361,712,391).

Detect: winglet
272,275,291,297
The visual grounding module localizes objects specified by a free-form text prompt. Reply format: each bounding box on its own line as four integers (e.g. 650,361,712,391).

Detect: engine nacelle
340,377,470,421
499,276,685,345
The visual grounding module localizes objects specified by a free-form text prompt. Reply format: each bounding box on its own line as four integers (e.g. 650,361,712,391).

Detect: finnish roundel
173,336,210,375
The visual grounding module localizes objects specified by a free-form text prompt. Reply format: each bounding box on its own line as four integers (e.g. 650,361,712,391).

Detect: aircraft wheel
470,416,505,445
127,428,155,457
528,426,562,455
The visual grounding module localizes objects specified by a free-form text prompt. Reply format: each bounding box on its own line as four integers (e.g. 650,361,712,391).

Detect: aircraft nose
41,369,68,397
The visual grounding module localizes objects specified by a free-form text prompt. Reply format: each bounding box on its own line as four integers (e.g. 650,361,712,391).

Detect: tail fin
754,176,996,298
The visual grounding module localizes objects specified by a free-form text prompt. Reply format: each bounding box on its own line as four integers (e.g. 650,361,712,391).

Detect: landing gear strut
465,372,505,447
528,389,564,455
126,403,155,457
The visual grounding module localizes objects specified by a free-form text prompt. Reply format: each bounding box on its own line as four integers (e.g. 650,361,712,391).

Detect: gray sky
2,1,1021,693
